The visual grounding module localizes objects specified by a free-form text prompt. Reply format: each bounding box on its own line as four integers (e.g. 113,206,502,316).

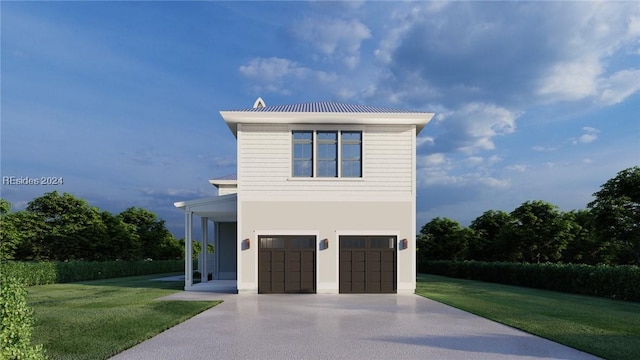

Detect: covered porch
174,193,237,292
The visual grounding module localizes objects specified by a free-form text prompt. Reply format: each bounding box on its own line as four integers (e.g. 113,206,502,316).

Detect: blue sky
2,1,639,237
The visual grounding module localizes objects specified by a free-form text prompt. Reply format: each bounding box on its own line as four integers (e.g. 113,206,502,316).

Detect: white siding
237,124,414,199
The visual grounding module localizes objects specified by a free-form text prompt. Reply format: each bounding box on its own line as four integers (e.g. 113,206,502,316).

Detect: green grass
416,274,640,360
27,273,220,360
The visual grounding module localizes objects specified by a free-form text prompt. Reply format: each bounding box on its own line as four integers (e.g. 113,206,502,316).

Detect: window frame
292,130,314,177
290,129,363,179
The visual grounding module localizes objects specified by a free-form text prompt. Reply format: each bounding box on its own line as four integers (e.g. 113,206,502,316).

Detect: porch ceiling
174,193,237,222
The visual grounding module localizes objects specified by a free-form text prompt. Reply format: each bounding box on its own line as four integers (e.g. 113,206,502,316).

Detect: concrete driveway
111,293,600,360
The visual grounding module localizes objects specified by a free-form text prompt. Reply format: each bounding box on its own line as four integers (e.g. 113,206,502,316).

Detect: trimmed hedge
0,260,183,287
418,260,640,302
0,276,47,359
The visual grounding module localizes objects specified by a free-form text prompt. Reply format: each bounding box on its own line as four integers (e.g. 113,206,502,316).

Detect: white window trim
290,127,363,179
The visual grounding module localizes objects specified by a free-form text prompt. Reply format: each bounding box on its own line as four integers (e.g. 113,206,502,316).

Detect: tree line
0,191,183,261
418,166,640,266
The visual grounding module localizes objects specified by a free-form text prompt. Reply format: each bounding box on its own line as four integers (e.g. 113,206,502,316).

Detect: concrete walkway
111,293,601,360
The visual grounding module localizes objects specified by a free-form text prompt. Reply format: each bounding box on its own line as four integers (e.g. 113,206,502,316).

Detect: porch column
184,210,193,289
201,217,208,283
214,221,219,280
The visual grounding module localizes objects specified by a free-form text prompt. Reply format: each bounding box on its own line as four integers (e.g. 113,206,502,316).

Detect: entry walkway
111,294,600,360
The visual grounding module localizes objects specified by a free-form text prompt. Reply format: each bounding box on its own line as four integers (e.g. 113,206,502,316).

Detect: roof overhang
173,193,237,222
219,111,435,137
208,179,237,187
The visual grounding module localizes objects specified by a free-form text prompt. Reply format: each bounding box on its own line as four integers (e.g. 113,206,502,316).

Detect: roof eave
219,111,435,136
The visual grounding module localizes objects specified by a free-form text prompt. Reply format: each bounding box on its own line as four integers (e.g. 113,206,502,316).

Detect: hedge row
0,276,47,359
0,260,183,287
418,260,640,302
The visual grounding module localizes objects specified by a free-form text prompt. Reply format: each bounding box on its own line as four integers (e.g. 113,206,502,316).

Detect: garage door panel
288,261,301,272
352,271,365,282
381,262,394,272
301,262,314,272
272,271,285,281
368,261,381,272
368,272,381,282
272,262,284,272
340,236,396,294
353,251,366,262
382,252,394,262
259,236,316,294
352,282,366,293
288,251,301,261
272,251,285,262
381,272,394,282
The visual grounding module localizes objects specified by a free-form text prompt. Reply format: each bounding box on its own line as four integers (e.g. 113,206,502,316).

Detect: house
174,98,434,294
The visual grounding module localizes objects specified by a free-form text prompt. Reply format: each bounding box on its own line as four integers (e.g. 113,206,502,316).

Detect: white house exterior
175,99,433,294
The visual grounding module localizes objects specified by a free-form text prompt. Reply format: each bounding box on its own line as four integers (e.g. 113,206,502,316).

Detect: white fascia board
209,179,238,187
173,193,237,209
219,111,435,136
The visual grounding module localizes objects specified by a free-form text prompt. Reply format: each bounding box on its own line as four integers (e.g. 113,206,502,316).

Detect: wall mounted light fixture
401,239,408,249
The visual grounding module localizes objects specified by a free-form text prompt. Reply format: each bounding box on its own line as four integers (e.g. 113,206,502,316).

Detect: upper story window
341,131,362,177
292,130,362,178
292,131,313,177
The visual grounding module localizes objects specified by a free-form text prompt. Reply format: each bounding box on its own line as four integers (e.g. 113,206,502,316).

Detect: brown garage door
340,236,396,293
258,236,316,294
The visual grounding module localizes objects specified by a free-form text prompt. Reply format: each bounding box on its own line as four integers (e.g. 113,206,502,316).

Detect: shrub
0,276,47,360
418,260,640,301
0,260,183,287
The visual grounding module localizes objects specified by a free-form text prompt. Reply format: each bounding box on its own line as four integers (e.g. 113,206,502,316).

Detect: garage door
258,236,316,294
339,236,396,293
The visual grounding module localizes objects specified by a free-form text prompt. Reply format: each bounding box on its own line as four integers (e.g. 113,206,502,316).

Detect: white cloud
430,103,517,154
417,153,510,188
507,164,527,172
370,2,640,110
597,69,640,106
293,17,371,68
239,57,309,81
464,156,484,166
238,57,336,94
536,58,601,101
573,127,600,144
532,146,558,152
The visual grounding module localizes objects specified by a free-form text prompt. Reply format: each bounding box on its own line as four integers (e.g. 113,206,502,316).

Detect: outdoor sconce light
401,239,408,250
324,238,329,249
243,238,250,250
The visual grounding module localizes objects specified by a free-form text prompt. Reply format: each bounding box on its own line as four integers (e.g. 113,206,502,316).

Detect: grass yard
416,274,640,360
27,273,220,360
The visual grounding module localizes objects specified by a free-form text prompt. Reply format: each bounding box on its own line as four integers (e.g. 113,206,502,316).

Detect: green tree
588,166,640,265
561,210,612,265
503,200,572,263
0,199,19,260
119,207,180,260
468,210,511,261
418,217,471,261
26,191,104,260
94,212,141,260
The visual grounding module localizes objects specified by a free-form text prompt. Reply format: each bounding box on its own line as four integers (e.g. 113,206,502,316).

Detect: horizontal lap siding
238,124,413,197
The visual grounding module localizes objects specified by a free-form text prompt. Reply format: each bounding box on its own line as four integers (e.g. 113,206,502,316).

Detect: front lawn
416,273,640,360
28,273,220,360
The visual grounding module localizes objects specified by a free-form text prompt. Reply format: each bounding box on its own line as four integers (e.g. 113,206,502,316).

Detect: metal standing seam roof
210,174,237,181
224,101,427,114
